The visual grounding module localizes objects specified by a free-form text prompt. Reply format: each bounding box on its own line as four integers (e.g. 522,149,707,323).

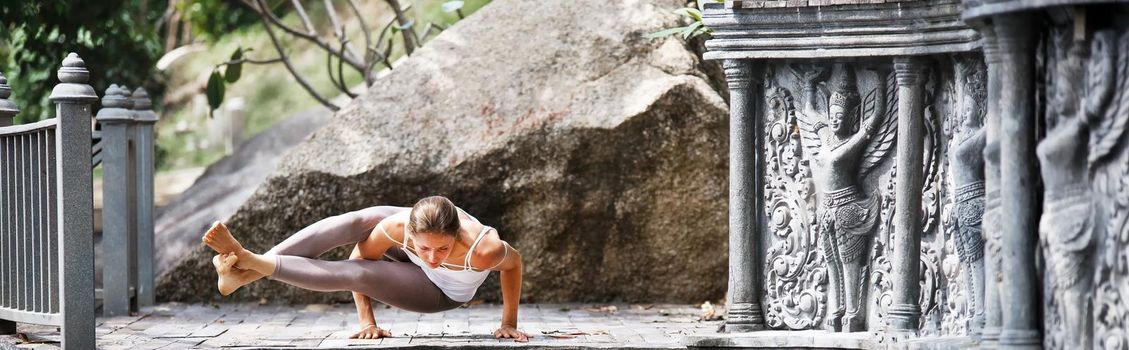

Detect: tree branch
239,0,367,71
218,56,285,66
256,0,340,111
383,0,416,56
290,0,317,35
322,0,364,67
336,40,358,98
343,0,374,84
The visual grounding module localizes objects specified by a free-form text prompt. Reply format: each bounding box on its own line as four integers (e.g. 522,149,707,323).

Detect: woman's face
412,231,457,268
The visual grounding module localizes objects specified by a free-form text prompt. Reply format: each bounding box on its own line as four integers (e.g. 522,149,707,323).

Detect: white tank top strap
464,226,491,269
378,222,407,247
486,240,510,271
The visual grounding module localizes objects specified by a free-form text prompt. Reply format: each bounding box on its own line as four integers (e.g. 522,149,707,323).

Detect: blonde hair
408,196,461,237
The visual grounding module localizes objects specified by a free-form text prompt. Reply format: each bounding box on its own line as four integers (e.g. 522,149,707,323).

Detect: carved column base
997,329,1041,349
886,303,921,331
979,326,1001,349
724,302,766,332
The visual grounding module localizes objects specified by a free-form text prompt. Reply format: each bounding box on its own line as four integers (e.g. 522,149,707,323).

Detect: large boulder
158,0,731,303
153,107,331,275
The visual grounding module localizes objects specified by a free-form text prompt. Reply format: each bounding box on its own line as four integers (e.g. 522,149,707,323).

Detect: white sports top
380,212,507,303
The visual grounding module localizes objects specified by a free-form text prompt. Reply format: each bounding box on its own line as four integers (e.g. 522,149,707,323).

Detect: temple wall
693,1,1129,348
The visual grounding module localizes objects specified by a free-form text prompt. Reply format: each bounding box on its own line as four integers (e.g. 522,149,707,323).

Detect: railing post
0,70,18,336
48,52,96,349
0,72,16,127
95,84,134,317
130,87,157,307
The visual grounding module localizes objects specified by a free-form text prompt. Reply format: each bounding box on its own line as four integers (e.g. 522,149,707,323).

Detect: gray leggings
262,206,464,313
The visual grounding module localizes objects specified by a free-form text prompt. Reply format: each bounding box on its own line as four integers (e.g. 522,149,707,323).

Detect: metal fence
0,52,159,348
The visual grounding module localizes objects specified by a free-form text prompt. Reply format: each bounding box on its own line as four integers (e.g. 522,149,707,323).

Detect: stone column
0,72,16,127
993,15,1042,349
96,85,136,317
887,56,927,331
49,52,97,349
722,59,767,332
0,70,16,336
979,23,1005,347
131,88,158,308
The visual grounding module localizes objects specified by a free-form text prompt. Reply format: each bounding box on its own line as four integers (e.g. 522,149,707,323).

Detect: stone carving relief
794,63,898,332
866,61,949,335
760,61,962,334
761,74,828,330
1039,26,1129,350
945,57,988,336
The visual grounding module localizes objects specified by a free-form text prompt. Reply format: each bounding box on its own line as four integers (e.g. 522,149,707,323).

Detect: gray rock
157,0,730,304
153,107,331,276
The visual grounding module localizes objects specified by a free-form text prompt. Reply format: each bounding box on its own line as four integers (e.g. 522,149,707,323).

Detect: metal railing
0,52,160,348
0,53,98,348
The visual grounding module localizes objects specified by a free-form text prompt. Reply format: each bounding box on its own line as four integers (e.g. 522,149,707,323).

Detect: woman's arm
348,219,400,339
482,239,528,342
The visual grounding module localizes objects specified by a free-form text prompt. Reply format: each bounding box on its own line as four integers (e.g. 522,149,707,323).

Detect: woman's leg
205,205,408,295
265,206,407,257
203,205,405,257
221,251,463,313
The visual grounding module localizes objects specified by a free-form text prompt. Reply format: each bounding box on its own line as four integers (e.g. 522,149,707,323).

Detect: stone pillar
979,23,1004,347
0,69,15,333
131,87,158,308
96,85,135,317
49,52,97,349
993,14,1042,349
888,56,928,331
0,72,17,127
723,59,767,332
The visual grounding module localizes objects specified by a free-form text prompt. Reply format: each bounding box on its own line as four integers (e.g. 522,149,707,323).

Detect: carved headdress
829,66,860,111
960,59,987,127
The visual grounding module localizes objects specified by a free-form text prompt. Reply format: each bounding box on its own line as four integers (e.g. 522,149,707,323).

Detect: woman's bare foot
203,222,245,254
212,253,262,295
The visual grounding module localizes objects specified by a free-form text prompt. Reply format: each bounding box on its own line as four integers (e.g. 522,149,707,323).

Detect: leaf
681,22,703,39
206,70,225,117
224,47,243,83
674,8,703,21
644,26,687,39
441,1,465,13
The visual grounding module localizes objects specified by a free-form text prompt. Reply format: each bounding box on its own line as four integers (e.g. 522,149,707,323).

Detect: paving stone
2,302,720,349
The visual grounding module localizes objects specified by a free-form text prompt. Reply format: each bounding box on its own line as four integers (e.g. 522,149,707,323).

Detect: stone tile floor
1,302,723,349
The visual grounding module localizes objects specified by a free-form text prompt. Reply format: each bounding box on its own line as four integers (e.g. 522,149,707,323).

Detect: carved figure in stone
949,59,987,336
797,63,897,332
1091,30,1129,350
1037,30,1117,350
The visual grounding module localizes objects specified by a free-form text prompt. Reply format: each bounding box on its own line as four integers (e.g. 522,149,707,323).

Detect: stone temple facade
686,0,1129,349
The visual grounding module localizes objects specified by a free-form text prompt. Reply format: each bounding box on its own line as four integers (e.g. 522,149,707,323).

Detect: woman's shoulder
471,228,511,270
377,211,410,243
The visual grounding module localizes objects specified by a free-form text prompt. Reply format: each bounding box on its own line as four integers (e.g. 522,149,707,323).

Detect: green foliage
644,0,722,40
205,70,224,115
179,0,261,41
224,47,243,83
0,1,165,123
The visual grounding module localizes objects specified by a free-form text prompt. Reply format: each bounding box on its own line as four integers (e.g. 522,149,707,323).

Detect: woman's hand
349,324,392,339
494,325,529,342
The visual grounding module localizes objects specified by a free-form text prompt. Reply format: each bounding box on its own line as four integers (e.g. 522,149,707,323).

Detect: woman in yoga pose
201,196,529,341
